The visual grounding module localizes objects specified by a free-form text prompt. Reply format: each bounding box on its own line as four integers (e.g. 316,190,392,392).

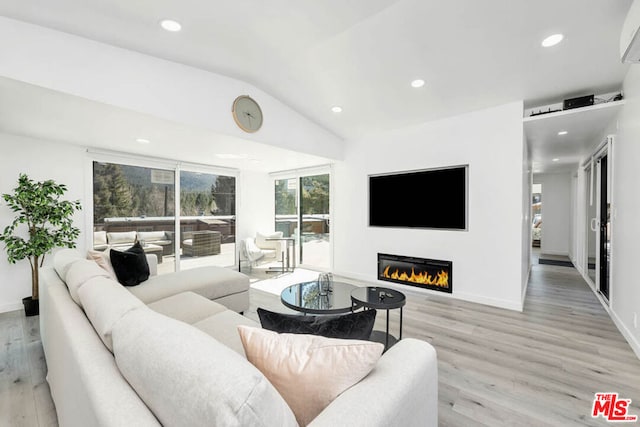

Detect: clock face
232,96,263,133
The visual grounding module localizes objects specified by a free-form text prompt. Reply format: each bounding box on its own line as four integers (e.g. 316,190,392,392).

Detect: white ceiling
0,0,634,173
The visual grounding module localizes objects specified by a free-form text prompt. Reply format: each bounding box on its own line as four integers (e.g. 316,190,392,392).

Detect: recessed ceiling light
542,34,564,47
558,131,568,136
552,158,560,162
411,79,425,88
160,19,182,32
331,106,343,113
136,138,150,144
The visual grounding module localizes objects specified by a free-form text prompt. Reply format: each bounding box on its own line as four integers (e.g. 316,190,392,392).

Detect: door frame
585,136,614,306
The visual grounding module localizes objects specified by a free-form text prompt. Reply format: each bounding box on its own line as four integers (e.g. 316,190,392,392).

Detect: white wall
569,173,577,261
0,134,87,312
333,101,526,311
610,63,640,357
238,170,274,241
533,172,572,256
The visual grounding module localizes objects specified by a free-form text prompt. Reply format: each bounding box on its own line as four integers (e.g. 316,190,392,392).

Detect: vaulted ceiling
0,0,634,172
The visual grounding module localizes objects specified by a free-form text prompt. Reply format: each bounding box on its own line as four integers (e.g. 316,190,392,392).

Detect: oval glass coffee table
350,286,406,350
280,281,360,315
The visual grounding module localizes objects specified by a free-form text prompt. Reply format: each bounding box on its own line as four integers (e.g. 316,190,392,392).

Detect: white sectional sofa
40,249,438,427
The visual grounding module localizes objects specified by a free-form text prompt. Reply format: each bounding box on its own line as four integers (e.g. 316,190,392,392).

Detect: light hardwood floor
2,259,639,426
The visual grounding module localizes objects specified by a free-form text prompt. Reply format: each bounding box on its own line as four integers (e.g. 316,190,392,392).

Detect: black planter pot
22,296,39,317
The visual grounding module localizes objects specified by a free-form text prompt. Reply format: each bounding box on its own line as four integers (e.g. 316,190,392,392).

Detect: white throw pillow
237,325,384,426
107,231,137,245
137,231,166,241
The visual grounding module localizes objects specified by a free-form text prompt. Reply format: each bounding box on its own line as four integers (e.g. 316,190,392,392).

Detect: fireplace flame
382,265,449,287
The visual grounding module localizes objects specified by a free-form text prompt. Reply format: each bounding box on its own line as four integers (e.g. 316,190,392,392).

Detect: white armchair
239,231,285,272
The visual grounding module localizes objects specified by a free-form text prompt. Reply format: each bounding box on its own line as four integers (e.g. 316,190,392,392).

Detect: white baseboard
576,269,640,361
0,301,23,314
521,263,531,308
609,309,640,360
453,291,524,312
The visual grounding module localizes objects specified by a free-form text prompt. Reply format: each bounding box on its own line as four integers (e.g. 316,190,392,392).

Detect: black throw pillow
257,307,377,340
110,242,150,286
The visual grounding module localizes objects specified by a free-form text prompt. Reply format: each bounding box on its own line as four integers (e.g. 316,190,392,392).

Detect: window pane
179,171,236,270
275,178,297,237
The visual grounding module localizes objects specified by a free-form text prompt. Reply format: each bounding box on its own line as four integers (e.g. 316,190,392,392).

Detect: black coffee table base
351,287,406,351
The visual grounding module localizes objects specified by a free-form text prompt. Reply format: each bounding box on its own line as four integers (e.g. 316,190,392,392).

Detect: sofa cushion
237,325,383,426
53,248,84,282
110,243,150,286
147,292,227,324
256,231,283,250
137,231,166,242
112,308,298,427
65,259,113,306
257,307,377,340
77,276,144,352
128,266,249,304
94,230,107,245
193,310,260,356
107,231,137,245
86,249,117,279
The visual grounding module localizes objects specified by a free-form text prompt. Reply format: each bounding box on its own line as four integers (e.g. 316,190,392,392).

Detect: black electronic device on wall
563,94,594,110
368,165,468,230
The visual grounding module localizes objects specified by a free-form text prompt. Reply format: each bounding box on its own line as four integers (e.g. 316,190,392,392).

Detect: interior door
585,165,597,284
597,154,610,300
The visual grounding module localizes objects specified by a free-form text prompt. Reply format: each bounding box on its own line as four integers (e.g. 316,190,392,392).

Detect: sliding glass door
274,170,331,270
300,174,330,269
92,159,237,274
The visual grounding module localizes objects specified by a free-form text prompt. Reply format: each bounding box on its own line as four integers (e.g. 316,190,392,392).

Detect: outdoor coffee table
351,286,406,350
142,243,163,264
280,281,360,315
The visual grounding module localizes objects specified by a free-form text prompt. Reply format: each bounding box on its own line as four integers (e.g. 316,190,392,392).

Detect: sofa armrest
146,254,158,276
309,338,438,427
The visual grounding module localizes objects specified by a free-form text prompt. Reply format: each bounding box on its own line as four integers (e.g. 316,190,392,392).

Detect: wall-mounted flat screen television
369,165,468,230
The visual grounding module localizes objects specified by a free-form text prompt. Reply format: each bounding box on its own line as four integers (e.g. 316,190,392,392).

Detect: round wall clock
232,95,263,133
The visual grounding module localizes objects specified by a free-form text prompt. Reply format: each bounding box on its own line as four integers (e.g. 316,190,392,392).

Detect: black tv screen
369,165,468,230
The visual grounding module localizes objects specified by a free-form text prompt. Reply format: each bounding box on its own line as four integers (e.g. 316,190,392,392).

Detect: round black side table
350,286,406,350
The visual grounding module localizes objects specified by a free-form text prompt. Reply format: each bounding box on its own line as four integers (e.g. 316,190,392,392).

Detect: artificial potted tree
0,174,82,316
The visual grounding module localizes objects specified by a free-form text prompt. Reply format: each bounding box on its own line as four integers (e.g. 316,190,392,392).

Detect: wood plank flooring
0,311,57,427
2,259,639,426
247,261,640,426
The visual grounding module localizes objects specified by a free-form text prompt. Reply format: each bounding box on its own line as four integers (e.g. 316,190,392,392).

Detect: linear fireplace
377,253,452,293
